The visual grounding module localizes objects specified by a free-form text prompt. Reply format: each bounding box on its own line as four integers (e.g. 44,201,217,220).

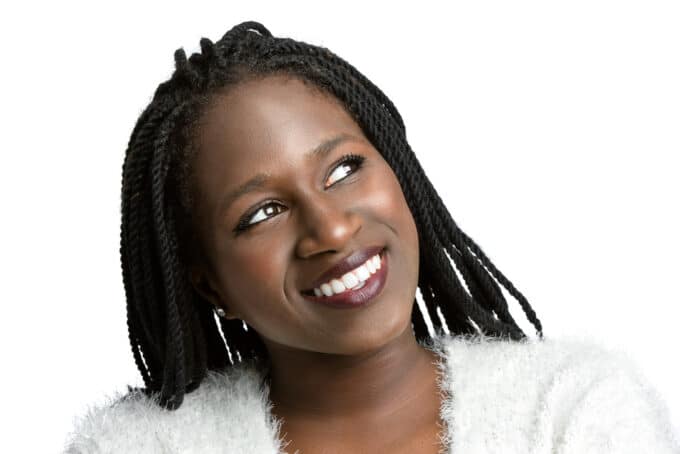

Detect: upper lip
302,245,385,292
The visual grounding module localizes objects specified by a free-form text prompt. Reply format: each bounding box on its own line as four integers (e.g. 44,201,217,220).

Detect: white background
1,1,678,451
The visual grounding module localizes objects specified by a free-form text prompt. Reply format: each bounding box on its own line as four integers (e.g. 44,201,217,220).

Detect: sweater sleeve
62,391,169,454
62,367,286,454
557,350,680,454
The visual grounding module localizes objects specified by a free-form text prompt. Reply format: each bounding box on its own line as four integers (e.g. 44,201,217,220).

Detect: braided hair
120,20,544,410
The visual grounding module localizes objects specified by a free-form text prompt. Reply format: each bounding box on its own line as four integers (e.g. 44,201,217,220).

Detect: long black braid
120,21,544,410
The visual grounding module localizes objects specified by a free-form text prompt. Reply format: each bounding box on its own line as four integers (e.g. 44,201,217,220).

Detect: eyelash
233,153,366,234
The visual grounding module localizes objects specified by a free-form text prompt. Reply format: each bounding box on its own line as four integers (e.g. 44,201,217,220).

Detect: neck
264,326,440,421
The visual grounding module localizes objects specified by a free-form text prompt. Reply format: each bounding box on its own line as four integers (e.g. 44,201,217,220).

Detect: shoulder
426,332,680,453
63,364,284,454
431,331,630,379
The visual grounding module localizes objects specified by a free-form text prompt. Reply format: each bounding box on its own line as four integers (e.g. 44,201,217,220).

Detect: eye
233,153,367,234
234,201,286,234
324,153,366,188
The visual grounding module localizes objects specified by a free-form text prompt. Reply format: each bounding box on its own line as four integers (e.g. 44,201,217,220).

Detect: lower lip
302,250,388,309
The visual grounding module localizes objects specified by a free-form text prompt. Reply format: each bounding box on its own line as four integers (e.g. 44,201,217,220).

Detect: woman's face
189,75,420,356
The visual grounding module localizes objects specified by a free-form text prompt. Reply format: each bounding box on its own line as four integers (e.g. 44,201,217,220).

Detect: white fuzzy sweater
64,333,680,453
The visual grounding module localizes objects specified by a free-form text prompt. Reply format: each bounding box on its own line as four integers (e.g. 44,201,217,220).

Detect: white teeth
311,253,382,297
352,280,366,290
341,272,359,289
330,279,346,293
366,259,376,274
320,283,333,296
355,265,370,281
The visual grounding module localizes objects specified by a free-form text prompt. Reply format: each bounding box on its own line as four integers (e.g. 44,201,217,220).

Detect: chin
324,312,413,356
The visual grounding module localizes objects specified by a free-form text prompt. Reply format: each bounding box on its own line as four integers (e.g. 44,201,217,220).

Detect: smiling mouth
300,249,388,308
301,248,385,296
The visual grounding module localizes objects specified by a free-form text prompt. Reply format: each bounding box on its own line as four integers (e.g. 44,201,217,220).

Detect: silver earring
215,307,226,318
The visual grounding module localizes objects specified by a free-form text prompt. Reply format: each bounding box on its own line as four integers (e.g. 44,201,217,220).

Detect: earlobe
189,267,240,320
213,306,239,320
189,266,218,305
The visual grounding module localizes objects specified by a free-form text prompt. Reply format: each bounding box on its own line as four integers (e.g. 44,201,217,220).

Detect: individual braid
150,104,189,408
410,295,430,340
119,20,544,410
121,99,181,391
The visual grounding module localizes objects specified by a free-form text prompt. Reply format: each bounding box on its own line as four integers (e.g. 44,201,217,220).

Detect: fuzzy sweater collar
64,333,679,453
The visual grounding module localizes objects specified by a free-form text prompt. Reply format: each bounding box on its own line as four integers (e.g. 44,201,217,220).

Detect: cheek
217,246,288,317
367,166,418,235
368,165,420,270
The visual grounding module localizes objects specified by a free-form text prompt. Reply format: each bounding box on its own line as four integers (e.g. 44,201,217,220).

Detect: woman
65,21,678,453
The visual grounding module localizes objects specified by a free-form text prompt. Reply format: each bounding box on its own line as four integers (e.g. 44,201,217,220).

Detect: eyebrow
219,133,359,214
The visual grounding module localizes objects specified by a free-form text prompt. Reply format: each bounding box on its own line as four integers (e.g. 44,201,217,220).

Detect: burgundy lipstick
301,248,388,309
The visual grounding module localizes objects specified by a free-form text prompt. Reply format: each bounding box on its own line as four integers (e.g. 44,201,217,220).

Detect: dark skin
188,75,445,453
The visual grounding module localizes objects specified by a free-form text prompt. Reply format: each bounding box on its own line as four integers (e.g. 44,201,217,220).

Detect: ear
189,266,240,320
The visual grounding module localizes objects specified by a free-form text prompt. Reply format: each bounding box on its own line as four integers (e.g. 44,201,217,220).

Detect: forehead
197,75,361,156
191,75,365,204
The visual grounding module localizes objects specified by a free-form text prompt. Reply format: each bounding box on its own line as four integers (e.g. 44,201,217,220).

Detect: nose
295,194,363,259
